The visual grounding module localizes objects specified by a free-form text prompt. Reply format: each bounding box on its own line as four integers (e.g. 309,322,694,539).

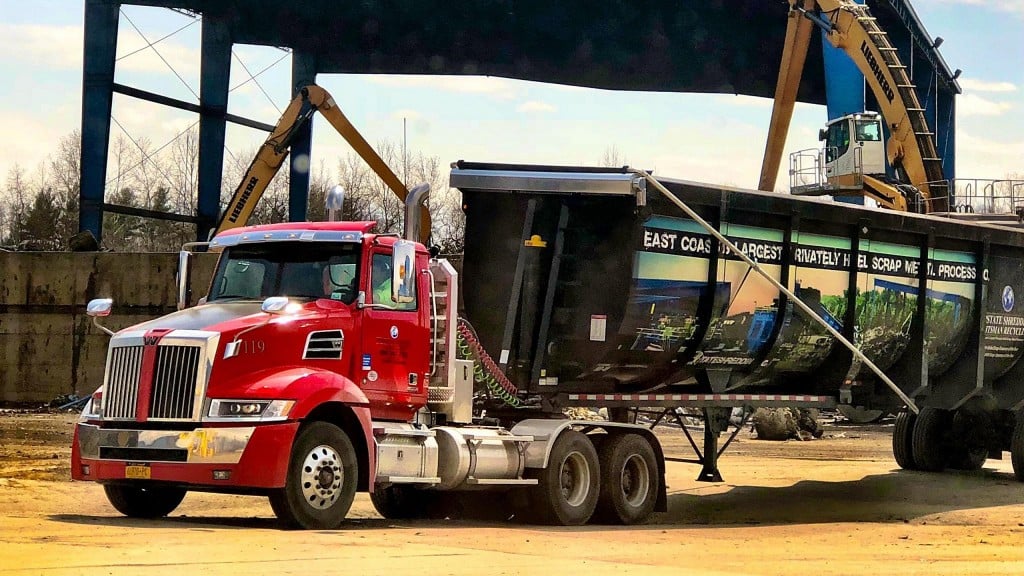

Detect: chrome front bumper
77,423,256,465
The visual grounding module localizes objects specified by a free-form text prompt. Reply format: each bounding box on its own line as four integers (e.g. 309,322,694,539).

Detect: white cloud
711,94,774,109
959,93,1014,116
517,101,557,113
367,75,522,100
934,0,1024,16
0,23,83,69
958,78,1018,93
955,131,1024,178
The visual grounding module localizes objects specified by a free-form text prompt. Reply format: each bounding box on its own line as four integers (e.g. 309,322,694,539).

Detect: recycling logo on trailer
1002,285,1015,313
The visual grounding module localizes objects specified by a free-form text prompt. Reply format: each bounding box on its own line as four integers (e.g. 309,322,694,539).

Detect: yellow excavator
214,84,431,242
759,0,949,213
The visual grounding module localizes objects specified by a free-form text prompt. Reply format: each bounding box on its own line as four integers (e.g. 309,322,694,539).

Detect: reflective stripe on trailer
565,393,835,404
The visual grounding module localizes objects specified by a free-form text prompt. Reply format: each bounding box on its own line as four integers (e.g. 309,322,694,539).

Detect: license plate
125,464,151,479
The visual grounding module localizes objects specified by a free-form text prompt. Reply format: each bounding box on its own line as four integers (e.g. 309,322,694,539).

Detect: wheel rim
300,444,343,510
559,451,591,507
620,453,651,508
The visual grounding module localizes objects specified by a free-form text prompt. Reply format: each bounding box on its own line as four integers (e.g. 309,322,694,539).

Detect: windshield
856,120,881,142
208,242,361,304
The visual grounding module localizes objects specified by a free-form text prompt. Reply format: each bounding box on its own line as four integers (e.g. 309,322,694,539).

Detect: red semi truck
72,194,668,529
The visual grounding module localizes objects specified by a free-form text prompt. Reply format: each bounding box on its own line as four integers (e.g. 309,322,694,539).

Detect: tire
527,430,600,526
1011,413,1024,482
594,433,659,525
948,411,989,471
911,407,951,472
370,485,449,520
269,421,358,529
892,408,917,470
103,484,186,519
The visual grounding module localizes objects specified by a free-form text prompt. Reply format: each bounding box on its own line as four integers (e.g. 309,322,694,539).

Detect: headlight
81,388,104,420
206,399,295,422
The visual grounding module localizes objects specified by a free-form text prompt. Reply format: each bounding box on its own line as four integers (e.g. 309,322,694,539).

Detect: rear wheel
948,411,989,471
594,434,659,525
911,408,951,472
1011,413,1024,482
892,408,917,470
103,484,186,519
528,430,599,526
270,421,358,529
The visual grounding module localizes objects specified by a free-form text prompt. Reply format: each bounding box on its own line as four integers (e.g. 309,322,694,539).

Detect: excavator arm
214,84,431,242
759,0,949,212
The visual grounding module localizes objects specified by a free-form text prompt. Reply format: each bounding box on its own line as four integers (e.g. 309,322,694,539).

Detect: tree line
0,130,465,254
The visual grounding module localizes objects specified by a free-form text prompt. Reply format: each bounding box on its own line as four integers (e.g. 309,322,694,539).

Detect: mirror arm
92,317,115,337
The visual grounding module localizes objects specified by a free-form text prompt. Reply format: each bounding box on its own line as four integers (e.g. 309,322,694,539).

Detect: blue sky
0,0,1021,195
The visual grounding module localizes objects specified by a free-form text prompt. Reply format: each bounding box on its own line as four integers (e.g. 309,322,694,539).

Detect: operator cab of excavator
820,112,886,183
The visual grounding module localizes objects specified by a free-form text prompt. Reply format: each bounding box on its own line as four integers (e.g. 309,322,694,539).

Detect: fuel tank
453,162,1024,410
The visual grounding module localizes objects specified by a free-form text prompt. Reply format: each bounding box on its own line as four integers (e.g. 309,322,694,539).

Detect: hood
126,302,266,333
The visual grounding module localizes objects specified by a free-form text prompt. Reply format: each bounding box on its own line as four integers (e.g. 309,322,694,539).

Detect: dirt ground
2,410,1024,575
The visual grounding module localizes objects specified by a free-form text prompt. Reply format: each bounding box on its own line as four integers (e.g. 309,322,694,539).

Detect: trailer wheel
1011,414,1024,482
270,421,358,529
103,484,186,519
594,433,659,525
838,404,886,424
911,407,951,472
528,430,599,526
892,408,917,470
948,411,989,471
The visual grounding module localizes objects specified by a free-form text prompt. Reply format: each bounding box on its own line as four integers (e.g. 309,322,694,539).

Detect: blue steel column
79,0,119,241
289,52,318,222
196,17,232,241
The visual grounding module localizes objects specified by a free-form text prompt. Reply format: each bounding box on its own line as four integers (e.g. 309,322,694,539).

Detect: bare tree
601,145,628,168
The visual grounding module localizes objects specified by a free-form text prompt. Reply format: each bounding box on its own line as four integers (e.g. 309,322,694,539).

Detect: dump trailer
72,162,1024,530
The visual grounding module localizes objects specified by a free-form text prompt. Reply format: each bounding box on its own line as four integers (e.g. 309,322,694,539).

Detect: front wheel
594,434,659,525
527,430,600,526
270,421,358,529
104,484,186,519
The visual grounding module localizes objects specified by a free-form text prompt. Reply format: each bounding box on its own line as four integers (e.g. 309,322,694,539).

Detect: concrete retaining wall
0,252,217,403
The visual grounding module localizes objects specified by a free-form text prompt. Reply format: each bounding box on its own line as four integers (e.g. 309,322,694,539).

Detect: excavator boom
760,0,949,212
215,85,431,242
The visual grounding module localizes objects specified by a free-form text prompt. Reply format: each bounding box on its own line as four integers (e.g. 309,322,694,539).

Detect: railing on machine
929,178,1024,217
789,145,862,195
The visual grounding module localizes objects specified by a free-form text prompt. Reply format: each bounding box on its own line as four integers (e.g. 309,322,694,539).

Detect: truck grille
150,345,203,420
105,346,144,419
103,343,205,421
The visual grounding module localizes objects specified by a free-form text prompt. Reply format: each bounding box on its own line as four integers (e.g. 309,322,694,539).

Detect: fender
212,366,376,489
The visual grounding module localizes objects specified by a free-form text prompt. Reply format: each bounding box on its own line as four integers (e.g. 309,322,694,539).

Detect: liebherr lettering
228,176,260,223
861,40,895,104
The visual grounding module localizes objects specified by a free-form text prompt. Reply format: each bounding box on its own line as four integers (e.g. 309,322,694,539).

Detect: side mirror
177,250,192,310
87,298,113,317
261,296,295,315
86,298,115,336
392,240,417,305
818,128,827,142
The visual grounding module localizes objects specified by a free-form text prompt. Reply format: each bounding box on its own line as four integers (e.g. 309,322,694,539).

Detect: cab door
359,246,428,419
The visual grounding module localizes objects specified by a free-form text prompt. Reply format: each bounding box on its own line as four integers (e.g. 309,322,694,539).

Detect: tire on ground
594,433,659,525
269,421,358,529
911,407,951,472
1011,413,1024,482
103,484,186,519
947,410,989,471
892,408,917,470
527,429,600,526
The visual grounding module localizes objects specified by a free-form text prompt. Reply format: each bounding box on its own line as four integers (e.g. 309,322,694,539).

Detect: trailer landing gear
643,407,746,483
